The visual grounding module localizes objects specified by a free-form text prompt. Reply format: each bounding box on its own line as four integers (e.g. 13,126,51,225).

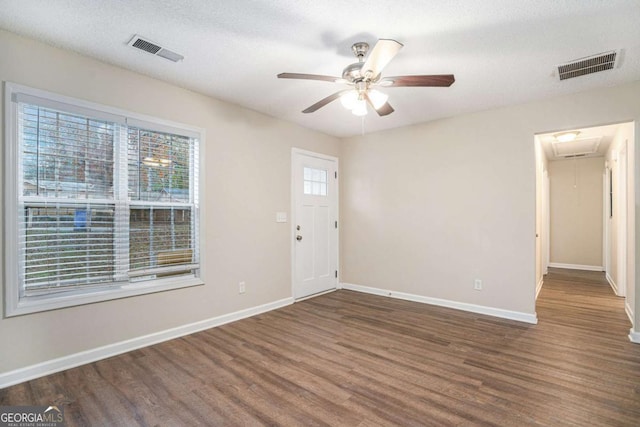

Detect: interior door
292,150,338,299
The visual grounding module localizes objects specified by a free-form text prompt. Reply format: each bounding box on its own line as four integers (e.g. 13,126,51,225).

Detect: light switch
276,212,288,223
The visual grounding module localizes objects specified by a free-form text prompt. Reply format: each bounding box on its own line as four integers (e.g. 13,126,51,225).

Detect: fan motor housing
342,62,365,82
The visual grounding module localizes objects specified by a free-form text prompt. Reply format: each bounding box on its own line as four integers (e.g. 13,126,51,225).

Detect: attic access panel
551,137,602,157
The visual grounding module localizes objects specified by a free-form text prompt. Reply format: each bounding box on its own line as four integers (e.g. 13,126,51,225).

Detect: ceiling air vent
556,50,620,81
128,35,184,62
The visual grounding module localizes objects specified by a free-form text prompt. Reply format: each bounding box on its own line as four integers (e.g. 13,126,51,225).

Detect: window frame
4,82,204,317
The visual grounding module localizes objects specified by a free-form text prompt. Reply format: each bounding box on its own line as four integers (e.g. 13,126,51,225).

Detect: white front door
292,149,338,299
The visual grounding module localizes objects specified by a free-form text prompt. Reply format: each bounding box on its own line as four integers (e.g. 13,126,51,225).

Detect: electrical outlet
239,281,246,294
474,279,482,291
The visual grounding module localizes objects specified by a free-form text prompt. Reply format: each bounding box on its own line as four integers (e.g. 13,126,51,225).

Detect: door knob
296,235,303,241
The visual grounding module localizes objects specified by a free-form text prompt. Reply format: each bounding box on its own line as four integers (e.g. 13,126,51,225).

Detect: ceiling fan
278,39,455,117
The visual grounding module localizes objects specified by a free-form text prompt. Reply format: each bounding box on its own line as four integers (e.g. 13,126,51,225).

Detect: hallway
534,267,640,424
538,267,631,333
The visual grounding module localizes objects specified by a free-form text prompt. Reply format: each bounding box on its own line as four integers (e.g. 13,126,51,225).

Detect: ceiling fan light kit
339,89,388,116
340,91,359,109
367,89,389,109
278,39,455,118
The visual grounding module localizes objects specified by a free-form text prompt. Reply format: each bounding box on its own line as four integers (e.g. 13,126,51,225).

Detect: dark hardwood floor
2,268,640,426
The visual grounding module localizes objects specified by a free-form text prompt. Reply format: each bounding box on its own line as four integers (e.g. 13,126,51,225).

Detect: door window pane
303,167,328,196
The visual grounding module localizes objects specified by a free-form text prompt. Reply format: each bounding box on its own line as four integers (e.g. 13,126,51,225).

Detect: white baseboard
548,263,604,272
629,329,640,344
606,273,619,295
625,302,635,326
0,297,293,389
295,288,336,302
536,277,544,300
340,282,537,325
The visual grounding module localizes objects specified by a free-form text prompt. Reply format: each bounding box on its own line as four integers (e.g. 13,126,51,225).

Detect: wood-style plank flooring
2,268,640,426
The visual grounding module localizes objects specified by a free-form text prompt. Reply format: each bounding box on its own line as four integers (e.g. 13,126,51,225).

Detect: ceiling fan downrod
351,42,369,61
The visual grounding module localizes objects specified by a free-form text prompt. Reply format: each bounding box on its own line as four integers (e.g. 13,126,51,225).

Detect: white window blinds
126,127,198,277
20,104,118,293
9,86,200,307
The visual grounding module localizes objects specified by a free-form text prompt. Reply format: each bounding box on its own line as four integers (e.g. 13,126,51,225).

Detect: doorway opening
534,121,635,326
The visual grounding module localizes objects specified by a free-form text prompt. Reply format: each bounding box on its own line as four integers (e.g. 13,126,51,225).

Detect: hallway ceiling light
554,131,580,143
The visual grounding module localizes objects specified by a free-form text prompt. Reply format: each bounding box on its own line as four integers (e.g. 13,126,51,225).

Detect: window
4,82,202,316
303,167,328,196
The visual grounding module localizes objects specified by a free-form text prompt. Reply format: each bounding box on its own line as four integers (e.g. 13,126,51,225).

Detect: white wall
548,157,604,268
0,30,341,375
341,80,640,329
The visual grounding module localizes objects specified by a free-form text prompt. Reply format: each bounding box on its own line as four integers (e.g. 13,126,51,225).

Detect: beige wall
340,115,535,314
548,157,604,267
2,28,640,377
0,30,340,373
606,122,636,319
340,81,640,322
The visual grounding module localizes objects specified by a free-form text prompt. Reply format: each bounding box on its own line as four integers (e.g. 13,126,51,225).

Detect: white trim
13,91,126,124
617,141,628,297
548,263,604,271
0,297,293,389
606,272,619,295
341,282,538,324
543,170,550,275
295,288,337,302
4,82,21,319
9,277,205,317
625,302,634,325
291,147,339,162
629,329,640,344
536,277,544,299
6,82,204,136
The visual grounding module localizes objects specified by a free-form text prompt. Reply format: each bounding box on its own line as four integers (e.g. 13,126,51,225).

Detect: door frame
290,148,339,300
543,170,550,275
604,166,611,276
618,141,628,297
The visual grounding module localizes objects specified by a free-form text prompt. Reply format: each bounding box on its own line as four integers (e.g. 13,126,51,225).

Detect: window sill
5,276,204,317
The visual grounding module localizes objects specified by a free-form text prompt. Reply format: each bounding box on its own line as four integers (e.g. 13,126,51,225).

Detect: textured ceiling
1,0,639,137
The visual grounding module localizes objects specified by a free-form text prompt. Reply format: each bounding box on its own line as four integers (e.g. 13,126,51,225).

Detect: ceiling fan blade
361,39,403,80
364,93,394,116
375,102,394,116
380,74,455,87
302,90,351,113
278,73,342,83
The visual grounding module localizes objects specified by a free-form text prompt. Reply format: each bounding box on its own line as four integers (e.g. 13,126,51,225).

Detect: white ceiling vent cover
556,50,620,81
128,35,184,62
